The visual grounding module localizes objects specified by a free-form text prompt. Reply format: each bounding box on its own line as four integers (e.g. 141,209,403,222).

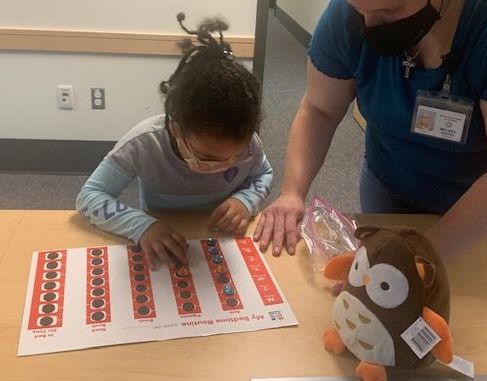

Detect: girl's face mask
169,122,254,174
360,0,441,56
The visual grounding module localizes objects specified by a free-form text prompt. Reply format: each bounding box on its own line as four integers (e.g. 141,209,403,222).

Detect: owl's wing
422,307,453,364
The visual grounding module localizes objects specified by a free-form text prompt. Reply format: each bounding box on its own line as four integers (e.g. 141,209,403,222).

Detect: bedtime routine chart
19,237,297,356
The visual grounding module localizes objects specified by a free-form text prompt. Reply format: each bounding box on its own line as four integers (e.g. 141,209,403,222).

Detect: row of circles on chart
172,265,201,313
86,248,111,323
204,239,241,309
129,246,156,318
31,251,66,328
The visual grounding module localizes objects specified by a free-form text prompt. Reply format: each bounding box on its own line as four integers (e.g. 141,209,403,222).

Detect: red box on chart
28,250,67,330
86,247,112,324
235,237,283,306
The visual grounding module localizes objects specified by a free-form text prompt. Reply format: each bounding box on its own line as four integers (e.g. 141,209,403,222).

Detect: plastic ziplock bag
300,195,358,272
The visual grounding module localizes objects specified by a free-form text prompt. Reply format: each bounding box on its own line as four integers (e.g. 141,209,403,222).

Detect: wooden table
0,211,486,381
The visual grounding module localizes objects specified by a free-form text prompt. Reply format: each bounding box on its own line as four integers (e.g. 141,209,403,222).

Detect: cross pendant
402,58,416,79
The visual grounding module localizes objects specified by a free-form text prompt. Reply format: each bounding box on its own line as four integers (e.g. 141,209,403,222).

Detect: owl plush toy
323,226,453,381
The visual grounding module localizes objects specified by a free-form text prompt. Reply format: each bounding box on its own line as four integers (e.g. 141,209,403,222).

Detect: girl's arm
230,152,274,216
75,159,157,244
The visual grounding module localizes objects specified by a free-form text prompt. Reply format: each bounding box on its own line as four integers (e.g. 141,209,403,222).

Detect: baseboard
0,139,115,174
275,5,312,48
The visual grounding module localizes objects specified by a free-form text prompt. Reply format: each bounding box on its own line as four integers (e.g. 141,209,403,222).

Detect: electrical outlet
57,85,74,109
91,88,106,110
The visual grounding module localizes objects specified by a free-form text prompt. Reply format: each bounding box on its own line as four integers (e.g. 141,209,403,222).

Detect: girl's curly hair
160,13,261,141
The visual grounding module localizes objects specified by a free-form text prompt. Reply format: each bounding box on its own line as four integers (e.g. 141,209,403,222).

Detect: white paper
18,237,298,356
440,354,475,379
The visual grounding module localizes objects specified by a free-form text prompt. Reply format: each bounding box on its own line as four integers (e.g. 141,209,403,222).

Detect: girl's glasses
169,122,254,173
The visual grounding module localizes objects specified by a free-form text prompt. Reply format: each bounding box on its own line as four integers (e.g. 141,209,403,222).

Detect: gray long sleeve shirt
76,115,274,243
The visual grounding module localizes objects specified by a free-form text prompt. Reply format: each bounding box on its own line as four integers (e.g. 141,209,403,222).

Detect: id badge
411,90,474,144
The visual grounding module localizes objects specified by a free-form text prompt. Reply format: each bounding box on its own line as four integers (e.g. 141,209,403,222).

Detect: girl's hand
139,221,188,270
210,198,251,236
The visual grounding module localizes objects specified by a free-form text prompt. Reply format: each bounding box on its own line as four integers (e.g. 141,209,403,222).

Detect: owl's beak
363,274,370,285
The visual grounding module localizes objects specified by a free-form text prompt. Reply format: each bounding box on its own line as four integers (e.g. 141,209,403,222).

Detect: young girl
76,14,273,269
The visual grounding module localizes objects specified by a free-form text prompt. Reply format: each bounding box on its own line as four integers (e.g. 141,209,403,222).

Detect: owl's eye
348,246,370,287
366,264,409,309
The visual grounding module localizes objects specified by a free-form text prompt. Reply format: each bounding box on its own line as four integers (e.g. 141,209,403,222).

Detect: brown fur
325,225,451,372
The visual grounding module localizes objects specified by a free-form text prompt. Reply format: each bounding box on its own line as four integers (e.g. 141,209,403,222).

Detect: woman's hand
253,193,305,256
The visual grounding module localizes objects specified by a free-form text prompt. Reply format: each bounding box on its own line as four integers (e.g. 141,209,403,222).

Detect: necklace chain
402,0,450,79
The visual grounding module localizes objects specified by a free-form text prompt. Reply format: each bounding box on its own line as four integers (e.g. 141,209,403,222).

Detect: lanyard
440,52,459,95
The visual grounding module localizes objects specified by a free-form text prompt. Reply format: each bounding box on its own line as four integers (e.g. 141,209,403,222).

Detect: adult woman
254,0,487,259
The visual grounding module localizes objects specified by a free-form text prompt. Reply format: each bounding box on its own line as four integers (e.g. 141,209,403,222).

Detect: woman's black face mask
360,1,441,56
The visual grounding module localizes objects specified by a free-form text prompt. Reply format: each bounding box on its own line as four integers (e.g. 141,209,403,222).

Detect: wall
0,0,257,142
0,53,180,141
0,0,257,35
276,0,330,34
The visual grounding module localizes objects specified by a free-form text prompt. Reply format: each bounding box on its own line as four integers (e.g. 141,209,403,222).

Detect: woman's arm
254,61,356,255
426,100,487,259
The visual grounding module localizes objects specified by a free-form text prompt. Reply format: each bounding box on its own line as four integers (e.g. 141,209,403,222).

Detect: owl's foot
323,328,345,354
355,361,387,381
